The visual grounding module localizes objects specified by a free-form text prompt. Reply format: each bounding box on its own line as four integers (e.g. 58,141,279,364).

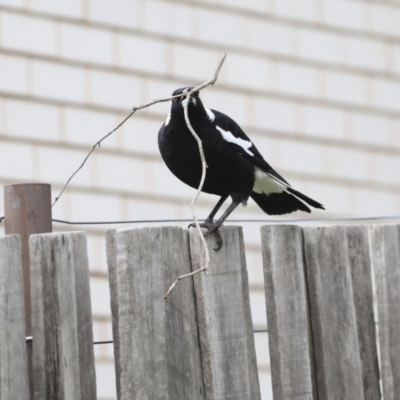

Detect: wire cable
51,215,400,226
3,214,400,226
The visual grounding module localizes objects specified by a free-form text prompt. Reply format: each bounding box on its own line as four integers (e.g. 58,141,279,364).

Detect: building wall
0,0,399,398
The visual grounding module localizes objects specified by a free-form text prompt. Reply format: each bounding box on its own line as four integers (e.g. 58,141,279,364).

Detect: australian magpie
158,87,324,248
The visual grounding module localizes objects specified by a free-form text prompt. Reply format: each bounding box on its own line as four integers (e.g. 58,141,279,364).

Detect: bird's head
165,86,215,127
170,86,201,110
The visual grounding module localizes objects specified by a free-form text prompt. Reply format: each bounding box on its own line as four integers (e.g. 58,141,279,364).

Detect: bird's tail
286,187,325,210
251,189,324,216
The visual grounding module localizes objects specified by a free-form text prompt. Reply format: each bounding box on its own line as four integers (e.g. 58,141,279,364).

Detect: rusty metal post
4,183,52,399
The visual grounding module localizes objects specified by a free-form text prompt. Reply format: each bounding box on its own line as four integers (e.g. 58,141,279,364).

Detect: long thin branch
53,53,226,207
164,96,209,300
164,52,227,299
51,90,217,206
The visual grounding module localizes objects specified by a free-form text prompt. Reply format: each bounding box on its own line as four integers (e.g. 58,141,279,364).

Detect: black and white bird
158,87,324,248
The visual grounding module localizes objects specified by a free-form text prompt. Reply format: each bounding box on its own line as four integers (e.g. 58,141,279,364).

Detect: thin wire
50,215,400,226
52,218,197,225
26,331,267,346
93,340,114,345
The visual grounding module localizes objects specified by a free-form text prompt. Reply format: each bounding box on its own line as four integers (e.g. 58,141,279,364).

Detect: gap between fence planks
105,230,122,400
0,235,30,400
106,226,261,400
29,231,96,400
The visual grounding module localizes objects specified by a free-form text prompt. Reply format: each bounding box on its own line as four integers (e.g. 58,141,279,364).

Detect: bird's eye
172,96,180,102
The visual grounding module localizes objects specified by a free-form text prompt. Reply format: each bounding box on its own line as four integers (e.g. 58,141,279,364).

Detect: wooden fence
1,221,400,399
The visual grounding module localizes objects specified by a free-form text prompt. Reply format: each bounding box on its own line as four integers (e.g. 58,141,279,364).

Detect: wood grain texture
346,225,380,400
4,183,52,399
0,235,30,400
369,224,400,400
29,231,96,400
108,227,204,400
105,230,121,400
261,225,316,400
4,184,52,336
303,225,364,400
190,226,261,400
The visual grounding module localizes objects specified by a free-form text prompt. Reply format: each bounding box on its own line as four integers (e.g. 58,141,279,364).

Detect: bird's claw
188,220,223,250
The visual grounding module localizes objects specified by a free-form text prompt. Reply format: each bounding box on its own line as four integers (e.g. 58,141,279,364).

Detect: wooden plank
189,226,261,400
105,230,121,400
303,225,364,399
108,227,204,400
4,183,52,399
346,226,380,400
0,235,30,400
29,231,96,400
260,225,316,400
369,224,400,400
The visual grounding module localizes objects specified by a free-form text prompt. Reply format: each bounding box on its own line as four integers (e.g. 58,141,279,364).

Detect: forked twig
51,84,220,207
164,267,208,299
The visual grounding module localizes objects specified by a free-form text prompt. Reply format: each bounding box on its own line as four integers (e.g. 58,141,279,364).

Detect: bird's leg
204,200,241,235
204,195,229,223
188,195,232,251
203,200,241,250
188,195,228,228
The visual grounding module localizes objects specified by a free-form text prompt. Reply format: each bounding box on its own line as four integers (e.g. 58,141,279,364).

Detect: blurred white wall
0,0,399,398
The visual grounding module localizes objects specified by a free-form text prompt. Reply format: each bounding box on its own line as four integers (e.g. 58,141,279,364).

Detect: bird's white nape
165,111,171,126
216,125,254,156
253,167,285,195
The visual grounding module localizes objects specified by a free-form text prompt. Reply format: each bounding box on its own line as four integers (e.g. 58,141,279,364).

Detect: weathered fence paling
369,224,400,400
107,226,204,400
4,183,52,399
346,226,380,400
29,231,96,400
303,225,365,399
0,235,29,400
190,227,261,400
261,225,316,400
260,224,400,400
2,204,400,400
106,226,261,400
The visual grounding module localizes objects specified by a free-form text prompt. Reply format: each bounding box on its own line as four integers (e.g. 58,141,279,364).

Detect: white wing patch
253,167,286,195
216,125,254,156
165,111,171,126
205,107,215,122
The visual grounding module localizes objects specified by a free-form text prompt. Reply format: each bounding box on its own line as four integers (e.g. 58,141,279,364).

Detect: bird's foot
188,220,223,251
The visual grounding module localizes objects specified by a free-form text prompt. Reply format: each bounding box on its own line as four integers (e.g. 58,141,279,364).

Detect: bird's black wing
211,109,291,187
